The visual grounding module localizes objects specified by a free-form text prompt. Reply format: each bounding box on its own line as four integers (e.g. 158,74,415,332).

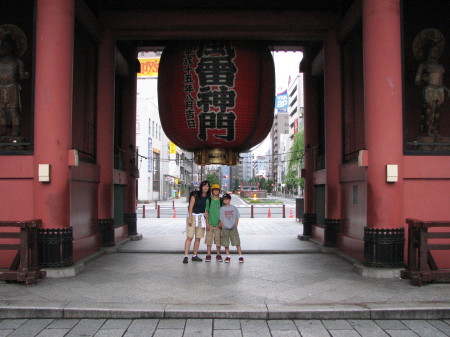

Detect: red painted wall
70,162,101,261
403,156,450,268
339,181,366,261
0,156,35,268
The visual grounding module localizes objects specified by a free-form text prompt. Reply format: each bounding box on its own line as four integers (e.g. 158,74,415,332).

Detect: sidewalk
1,217,450,320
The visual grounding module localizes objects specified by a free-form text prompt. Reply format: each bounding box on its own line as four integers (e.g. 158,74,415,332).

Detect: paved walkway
1,318,450,336
1,196,450,332
1,217,450,321
120,218,317,253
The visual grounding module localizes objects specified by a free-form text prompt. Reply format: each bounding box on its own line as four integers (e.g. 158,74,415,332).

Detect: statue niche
413,28,450,151
0,24,29,150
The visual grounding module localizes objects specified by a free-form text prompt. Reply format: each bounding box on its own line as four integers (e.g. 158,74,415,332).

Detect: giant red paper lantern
158,41,275,165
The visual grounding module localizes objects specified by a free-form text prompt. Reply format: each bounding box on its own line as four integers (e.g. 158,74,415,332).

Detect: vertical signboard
148,137,153,172
169,141,178,176
275,90,288,113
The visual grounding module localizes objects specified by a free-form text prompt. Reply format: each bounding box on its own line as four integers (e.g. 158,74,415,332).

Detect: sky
251,51,303,156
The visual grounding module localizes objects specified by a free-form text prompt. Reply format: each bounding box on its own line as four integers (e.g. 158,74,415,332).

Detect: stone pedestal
0,136,30,151
416,136,450,151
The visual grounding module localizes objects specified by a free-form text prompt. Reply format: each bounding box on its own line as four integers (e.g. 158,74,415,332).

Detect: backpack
206,196,223,209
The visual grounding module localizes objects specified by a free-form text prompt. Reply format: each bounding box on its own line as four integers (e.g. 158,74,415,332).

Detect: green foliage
233,177,240,192
206,173,220,186
245,176,274,193
284,130,305,192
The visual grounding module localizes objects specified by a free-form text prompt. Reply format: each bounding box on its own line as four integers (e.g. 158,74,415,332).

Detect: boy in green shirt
205,184,223,262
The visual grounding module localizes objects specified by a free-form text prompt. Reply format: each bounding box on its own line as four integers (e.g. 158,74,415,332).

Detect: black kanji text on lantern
194,41,237,142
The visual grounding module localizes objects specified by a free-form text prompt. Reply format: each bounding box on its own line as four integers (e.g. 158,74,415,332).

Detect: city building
230,162,242,191
240,152,253,182
136,52,162,201
271,111,289,189
220,165,231,193
253,155,270,178
278,133,291,193
136,52,197,201
288,73,304,143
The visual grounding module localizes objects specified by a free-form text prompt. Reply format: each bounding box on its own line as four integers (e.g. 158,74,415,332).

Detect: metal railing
136,204,296,219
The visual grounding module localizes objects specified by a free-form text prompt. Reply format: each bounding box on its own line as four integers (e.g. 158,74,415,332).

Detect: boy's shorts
205,226,221,245
186,217,205,238
220,226,240,247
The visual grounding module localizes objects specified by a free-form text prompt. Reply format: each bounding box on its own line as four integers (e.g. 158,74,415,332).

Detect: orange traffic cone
289,209,294,218
173,208,177,218
267,208,272,218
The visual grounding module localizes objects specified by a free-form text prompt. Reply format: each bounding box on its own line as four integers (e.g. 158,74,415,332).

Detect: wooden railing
0,220,46,285
401,218,450,286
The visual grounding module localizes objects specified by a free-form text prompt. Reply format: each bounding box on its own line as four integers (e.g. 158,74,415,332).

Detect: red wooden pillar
300,50,320,238
302,51,319,215
122,55,138,218
362,0,403,228
125,79,138,213
324,29,342,220
97,30,115,220
33,0,74,228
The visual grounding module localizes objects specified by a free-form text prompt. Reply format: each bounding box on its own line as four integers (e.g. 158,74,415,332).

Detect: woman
183,180,211,263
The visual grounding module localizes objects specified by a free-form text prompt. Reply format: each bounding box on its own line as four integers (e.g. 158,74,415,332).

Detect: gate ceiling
87,0,354,50
96,0,348,11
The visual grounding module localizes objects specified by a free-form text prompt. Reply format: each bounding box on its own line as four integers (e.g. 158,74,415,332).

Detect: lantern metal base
194,149,240,165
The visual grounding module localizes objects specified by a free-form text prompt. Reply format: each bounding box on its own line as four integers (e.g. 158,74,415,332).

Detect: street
137,194,299,219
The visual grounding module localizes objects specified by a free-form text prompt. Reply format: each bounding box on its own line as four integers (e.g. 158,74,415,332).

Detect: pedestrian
183,180,211,263
205,184,223,262
219,193,244,263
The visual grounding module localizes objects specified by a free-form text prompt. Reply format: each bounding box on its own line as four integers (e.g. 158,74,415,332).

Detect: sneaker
183,257,188,264
239,257,244,263
224,257,231,263
205,255,211,262
192,256,203,262
216,254,223,262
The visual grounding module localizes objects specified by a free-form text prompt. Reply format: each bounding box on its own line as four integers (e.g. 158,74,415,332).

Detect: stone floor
1,318,450,336
1,217,450,322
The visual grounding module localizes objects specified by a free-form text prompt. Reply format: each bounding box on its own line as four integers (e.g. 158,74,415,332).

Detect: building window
289,96,298,108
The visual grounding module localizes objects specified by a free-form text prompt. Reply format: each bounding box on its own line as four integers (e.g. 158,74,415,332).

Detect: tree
233,177,240,192
260,177,275,193
206,173,219,186
245,176,274,193
284,130,305,194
